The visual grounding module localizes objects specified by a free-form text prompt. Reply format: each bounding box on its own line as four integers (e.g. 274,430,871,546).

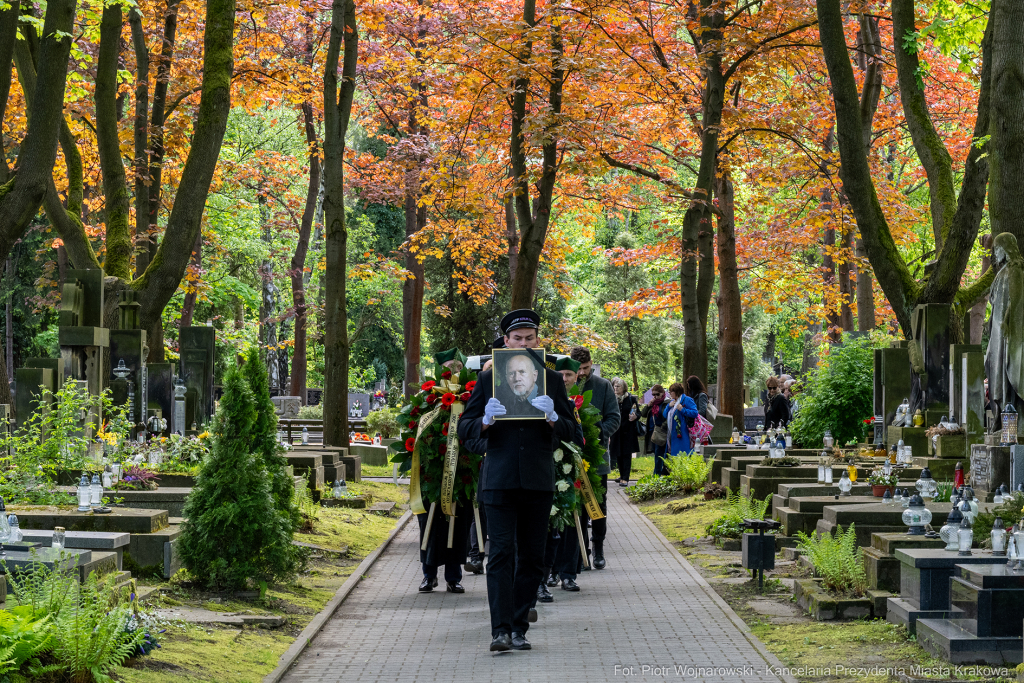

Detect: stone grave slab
9,506,169,534
816,501,957,548
885,548,1006,635
272,396,301,418
147,363,175,435
862,532,945,593
971,444,1012,501
179,326,216,424
19,530,130,571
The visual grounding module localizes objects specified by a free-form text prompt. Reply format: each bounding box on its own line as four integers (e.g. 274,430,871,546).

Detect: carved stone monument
179,326,216,427
984,232,1024,433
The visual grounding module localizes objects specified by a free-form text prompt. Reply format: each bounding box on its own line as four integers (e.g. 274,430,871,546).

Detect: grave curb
263,509,413,683
623,489,800,683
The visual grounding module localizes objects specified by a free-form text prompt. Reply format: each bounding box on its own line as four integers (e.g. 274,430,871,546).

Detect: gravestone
961,350,986,449
108,291,147,429
58,269,108,401
970,444,1011,500
179,327,215,426
910,303,952,417
948,344,981,423
347,392,370,419
876,344,911,437
1012,445,1024,491
271,396,301,418
146,363,175,435
14,367,55,429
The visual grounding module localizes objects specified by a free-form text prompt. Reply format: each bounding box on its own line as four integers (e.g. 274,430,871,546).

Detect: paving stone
280,489,785,683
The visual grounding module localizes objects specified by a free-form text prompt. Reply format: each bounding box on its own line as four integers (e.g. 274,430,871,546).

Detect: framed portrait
492,348,547,420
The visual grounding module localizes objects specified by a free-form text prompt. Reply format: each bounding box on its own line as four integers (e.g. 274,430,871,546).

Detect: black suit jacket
458,367,576,493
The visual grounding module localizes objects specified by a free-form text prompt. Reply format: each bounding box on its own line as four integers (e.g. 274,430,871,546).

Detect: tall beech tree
322,0,359,448
816,0,993,338
24,0,237,358
0,0,78,410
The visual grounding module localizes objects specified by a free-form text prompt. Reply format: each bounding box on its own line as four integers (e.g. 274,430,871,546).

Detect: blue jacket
667,395,699,456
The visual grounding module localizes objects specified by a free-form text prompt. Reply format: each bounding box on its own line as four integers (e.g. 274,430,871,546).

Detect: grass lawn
609,454,654,481
116,480,410,683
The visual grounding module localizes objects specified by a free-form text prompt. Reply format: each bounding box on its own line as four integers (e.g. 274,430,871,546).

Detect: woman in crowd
608,378,640,486
685,375,711,420
764,375,791,428
666,382,699,456
641,384,670,475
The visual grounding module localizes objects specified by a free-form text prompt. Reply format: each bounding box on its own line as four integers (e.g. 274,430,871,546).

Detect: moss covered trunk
715,172,744,423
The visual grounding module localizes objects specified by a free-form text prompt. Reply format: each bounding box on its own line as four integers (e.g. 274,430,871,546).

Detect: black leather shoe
619,481,628,487
594,543,606,569
419,577,434,592
446,582,465,593
490,633,512,652
537,584,554,602
511,632,532,650
528,608,538,623
464,558,484,574
561,578,580,591
546,573,559,587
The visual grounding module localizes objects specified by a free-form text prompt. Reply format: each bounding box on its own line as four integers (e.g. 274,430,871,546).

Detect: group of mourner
408,308,704,654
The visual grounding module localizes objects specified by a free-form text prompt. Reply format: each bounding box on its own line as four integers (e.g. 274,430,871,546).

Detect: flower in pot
867,467,898,497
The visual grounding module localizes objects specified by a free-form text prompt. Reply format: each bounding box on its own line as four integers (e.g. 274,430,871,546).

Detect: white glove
531,395,558,422
483,397,507,425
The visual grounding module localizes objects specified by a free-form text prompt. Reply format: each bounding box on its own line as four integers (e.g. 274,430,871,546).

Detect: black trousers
482,489,553,637
529,529,561,609
581,475,609,564
555,523,580,580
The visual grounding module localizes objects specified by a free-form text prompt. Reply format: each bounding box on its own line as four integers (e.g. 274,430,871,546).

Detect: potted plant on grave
867,467,898,497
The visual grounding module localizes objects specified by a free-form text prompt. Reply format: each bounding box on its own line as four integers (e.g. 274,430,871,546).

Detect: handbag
689,414,714,445
706,399,718,420
651,421,668,446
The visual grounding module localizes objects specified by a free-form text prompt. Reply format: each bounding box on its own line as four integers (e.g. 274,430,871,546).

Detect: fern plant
0,605,61,682
795,524,868,596
664,452,712,492
52,572,146,683
704,489,771,539
3,550,76,618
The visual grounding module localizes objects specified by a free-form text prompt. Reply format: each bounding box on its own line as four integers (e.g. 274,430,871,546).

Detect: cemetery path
280,489,789,683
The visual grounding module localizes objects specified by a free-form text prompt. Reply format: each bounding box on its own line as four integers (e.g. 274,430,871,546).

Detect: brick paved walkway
282,489,785,683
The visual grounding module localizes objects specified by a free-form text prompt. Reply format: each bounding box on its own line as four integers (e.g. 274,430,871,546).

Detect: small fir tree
244,347,301,531
178,365,296,589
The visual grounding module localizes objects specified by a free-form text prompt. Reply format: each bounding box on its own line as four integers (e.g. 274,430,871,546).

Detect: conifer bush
243,348,301,532
178,365,297,589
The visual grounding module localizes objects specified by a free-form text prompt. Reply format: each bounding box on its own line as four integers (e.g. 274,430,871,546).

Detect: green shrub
795,524,867,596
625,474,679,502
664,452,711,492
974,491,1024,541
178,364,297,590
705,489,771,539
789,334,875,448
366,408,400,439
245,348,301,538
297,404,323,419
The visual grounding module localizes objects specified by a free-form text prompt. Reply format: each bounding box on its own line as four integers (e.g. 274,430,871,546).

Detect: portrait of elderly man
493,349,546,418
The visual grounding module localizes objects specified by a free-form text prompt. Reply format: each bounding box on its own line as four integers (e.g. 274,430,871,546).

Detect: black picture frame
492,348,547,420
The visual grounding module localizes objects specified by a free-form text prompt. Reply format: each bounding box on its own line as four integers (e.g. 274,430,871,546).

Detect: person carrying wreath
416,348,478,594
457,309,576,653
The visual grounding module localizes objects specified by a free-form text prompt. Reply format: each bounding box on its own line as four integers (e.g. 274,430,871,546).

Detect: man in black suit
457,309,576,653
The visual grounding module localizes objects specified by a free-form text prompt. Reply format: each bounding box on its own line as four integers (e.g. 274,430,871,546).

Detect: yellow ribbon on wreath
411,379,468,517
574,452,605,521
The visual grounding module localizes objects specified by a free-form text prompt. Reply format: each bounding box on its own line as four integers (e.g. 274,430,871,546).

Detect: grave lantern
902,493,931,535
1015,523,1024,563
0,500,9,560
901,488,912,508
960,499,974,526
102,464,112,489
882,488,893,506
992,517,1007,556
302,426,309,445
894,488,903,506
731,426,741,444
896,438,905,462
953,461,965,489
90,474,102,508
823,429,834,450
1008,537,1019,569
883,460,892,477
76,474,91,512
957,515,974,555
915,467,937,500
940,504,963,551
113,359,131,381
838,470,852,496
6,514,20,543
995,485,1005,506
823,464,833,484
817,452,827,483
963,487,979,520
333,480,347,498
1001,404,1018,446
847,463,858,484
900,443,913,466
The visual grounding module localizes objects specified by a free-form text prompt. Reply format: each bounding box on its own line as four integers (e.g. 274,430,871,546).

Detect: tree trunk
289,101,319,404
970,233,992,344
141,0,182,276
505,197,519,283
0,3,19,183
680,0,725,384
322,0,358,447
179,230,202,327
715,171,744,422
624,320,639,391
856,237,875,330
95,2,132,280
0,0,77,261
129,9,149,279
508,6,563,309
402,13,428,397
838,229,854,331
987,0,1024,247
